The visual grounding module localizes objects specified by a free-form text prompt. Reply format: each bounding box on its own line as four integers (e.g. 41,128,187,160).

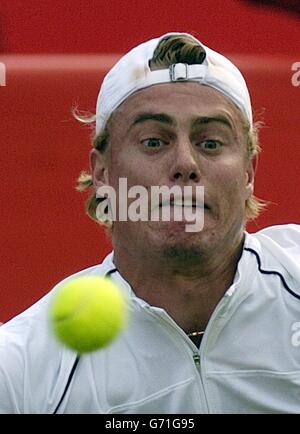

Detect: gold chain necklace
187,330,205,337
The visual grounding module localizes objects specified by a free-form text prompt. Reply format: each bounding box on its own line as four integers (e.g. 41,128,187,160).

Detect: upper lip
159,196,209,209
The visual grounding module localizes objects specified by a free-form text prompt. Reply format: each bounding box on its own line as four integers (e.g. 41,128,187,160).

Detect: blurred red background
0,0,299,322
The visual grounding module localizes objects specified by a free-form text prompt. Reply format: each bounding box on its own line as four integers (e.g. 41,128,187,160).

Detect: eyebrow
130,112,176,130
129,112,234,132
191,115,234,131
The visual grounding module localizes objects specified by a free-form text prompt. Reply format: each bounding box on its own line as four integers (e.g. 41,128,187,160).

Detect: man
0,32,300,414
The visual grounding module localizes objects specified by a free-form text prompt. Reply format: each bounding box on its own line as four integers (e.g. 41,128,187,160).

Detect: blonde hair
76,35,266,227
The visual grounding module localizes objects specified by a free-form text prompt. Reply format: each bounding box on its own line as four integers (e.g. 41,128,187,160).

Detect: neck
113,233,245,334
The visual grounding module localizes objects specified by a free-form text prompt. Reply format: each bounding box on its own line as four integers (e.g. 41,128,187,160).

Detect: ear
244,158,255,200
89,148,109,188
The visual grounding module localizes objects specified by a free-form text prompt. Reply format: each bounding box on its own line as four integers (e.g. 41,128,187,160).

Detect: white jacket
0,224,300,414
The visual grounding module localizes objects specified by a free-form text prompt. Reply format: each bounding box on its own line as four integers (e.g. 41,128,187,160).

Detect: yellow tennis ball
49,276,128,353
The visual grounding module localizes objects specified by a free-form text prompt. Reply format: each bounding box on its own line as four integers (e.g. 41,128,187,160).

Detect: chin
162,244,204,262
151,229,209,259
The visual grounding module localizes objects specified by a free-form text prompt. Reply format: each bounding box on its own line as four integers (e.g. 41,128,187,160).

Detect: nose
170,140,201,184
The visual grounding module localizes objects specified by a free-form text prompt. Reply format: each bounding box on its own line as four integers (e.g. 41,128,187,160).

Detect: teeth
160,198,206,208
182,199,193,206
172,199,203,207
173,200,184,206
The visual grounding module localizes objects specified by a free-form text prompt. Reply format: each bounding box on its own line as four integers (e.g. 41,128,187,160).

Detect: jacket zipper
193,353,201,366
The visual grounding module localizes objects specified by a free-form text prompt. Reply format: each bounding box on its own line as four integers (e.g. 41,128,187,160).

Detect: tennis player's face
93,83,254,259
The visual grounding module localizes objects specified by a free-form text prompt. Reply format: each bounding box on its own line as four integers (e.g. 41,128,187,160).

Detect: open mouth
159,198,209,210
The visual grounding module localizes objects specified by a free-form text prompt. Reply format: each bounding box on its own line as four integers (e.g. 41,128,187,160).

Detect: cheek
109,150,159,189
209,159,248,199
108,150,135,186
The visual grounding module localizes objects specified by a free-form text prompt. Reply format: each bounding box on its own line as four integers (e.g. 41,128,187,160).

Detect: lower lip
159,205,209,210
154,206,207,223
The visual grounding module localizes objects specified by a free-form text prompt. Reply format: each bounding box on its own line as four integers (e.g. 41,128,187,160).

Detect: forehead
111,82,244,130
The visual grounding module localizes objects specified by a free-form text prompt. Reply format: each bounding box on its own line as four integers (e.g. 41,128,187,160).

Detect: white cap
95,32,253,134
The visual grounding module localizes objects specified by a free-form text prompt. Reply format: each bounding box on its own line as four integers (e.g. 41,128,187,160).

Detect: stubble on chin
162,245,204,262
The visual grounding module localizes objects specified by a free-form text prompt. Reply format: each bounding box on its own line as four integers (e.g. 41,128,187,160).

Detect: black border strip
244,247,300,300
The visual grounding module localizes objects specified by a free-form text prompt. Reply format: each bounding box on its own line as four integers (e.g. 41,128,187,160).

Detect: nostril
174,172,181,180
189,172,197,180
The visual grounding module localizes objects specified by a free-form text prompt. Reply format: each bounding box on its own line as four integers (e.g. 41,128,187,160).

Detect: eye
198,139,222,152
141,138,165,148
